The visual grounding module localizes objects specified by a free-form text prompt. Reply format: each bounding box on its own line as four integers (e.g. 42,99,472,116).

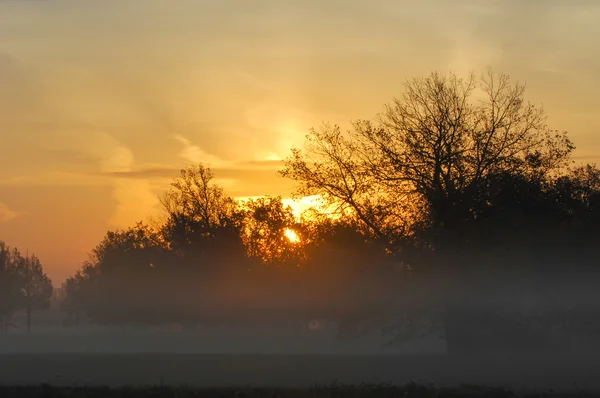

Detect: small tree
62,222,172,327
160,165,244,254
0,242,21,332
14,253,53,333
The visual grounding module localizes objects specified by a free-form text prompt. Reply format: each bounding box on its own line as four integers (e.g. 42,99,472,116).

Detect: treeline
0,242,53,333
60,168,395,332
2,70,600,352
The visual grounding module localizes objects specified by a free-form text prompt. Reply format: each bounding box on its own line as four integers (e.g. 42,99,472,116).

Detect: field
1,353,600,393
1,330,599,396
1,383,596,398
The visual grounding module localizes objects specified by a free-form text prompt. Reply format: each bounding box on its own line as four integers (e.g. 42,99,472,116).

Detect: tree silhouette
280,70,583,353
0,242,21,332
0,242,53,332
62,222,172,327
283,71,573,254
280,124,418,251
57,71,600,354
13,253,53,333
160,165,244,253
157,165,252,328
240,196,305,266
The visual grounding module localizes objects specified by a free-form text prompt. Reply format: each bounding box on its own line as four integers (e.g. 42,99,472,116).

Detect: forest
2,71,599,354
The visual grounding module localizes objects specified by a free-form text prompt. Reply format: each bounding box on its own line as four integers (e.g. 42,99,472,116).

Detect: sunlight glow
284,228,300,243
281,195,328,218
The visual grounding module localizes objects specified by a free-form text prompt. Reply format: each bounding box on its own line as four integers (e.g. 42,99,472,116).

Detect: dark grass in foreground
0,384,597,398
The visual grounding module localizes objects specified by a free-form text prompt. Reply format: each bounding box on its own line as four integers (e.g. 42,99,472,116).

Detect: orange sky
1,0,599,285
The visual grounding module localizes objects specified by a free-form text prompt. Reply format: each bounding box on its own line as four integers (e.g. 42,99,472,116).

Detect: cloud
0,176,28,186
0,172,108,187
106,166,179,179
101,159,283,179
172,134,225,166
42,149,102,166
235,159,284,168
21,128,163,228
101,145,134,173
87,138,162,228
92,158,291,198
167,134,289,194
0,54,57,132
244,102,315,159
108,178,163,228
0,203,19,223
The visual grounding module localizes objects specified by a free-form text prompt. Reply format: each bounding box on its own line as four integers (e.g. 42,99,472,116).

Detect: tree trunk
26,306,31,333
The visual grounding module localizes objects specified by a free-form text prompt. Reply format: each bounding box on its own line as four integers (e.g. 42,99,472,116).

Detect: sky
1,0,599,284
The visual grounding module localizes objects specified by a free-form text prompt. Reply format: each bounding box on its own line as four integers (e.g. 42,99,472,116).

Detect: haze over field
1,0,600,283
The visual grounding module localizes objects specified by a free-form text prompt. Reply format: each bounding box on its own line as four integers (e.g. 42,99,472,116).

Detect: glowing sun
284,228,300,243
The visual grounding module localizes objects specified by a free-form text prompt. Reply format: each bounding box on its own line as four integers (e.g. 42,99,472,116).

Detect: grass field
1,353,600,392
0,383,597,398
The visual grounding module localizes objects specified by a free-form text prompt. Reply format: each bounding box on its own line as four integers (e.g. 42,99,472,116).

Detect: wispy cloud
0,176,28,186
91,158,291,198
108,178,163,228
100,159,283,179
106,166,179,179
172,134,225,166
22,128,163,228
244,102,313,160
0,203,19,223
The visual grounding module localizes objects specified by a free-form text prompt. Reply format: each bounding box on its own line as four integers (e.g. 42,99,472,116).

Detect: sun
284,228,300,243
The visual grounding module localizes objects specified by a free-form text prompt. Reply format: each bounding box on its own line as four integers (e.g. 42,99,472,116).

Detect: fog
2,266,600,390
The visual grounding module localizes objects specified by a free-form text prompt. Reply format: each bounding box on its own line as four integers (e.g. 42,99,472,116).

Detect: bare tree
280,123,417,250
160,165,240,230
282,71,573,249
159,165,243,252
369,70,573,233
